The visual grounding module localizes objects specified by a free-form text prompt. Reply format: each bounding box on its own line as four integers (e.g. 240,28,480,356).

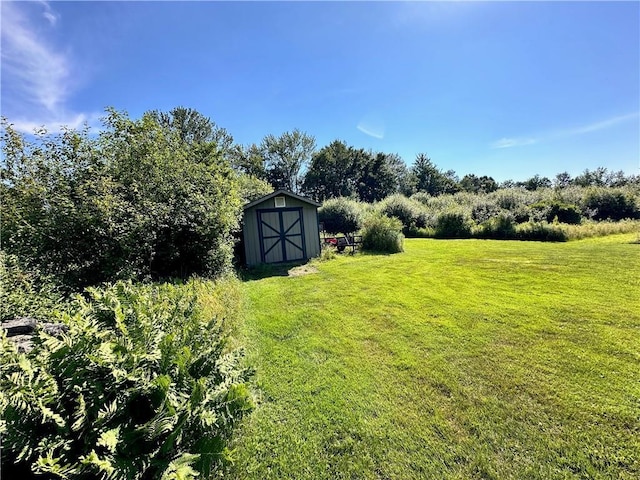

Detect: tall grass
560,219,640,240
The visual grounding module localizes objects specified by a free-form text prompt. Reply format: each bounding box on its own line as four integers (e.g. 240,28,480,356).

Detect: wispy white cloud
558,112,640,136
1,2,99,133
491,137,537,149
357,112,385,139
9,113,103,136
357,125,384,139
491,112,639,149
40,1,60,26
1,2,68,112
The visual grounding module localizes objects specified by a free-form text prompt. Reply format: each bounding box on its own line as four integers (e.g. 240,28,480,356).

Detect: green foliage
317,244,338,262
260,129,316,193
514,221,567,242
488,188,537,215
1,110,242,289
470,198,502,224
302,142,407,203
475,212,517,239
571,167,637,188
583,187,639,221
411,154,459,196
559,219,640,240
357,152,405,203
0,252,64,322
434,211,473,238
459,174,498,194
318,197,365,234
0,280,253,479
360,215,404,253
230,143,268,180
530,201,582,224
148,106,235,160
302,140,363,201
376,194,427,233
519,174,552,191
237,174,274,204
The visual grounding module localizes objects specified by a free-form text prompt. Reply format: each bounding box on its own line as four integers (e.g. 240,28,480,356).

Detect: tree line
231,133,639,202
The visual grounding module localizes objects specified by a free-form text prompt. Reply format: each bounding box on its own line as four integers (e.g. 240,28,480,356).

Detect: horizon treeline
231,135,639,203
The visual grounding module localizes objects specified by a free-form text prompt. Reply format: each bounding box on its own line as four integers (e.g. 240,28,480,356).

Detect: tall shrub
377,194,427,232
434,211,473,238
0,280,253,479
361,214,404,253
475,212,517,239
583,188,639,221
318,197,364,234
1,110,242,289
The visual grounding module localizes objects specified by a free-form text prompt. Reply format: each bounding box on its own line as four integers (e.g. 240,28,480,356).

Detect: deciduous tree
260,129,316,193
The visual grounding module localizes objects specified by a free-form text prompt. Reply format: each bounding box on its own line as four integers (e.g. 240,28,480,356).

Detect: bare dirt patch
288,265,319,277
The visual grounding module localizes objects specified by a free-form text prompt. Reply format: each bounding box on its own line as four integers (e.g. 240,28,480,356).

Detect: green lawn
229,235,640,479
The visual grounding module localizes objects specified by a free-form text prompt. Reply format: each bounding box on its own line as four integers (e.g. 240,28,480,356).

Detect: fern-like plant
0,280,253,479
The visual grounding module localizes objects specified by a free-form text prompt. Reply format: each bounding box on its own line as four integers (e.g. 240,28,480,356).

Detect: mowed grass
229,235,640,479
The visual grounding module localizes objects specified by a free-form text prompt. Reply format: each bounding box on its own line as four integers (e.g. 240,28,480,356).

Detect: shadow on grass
237,261,308,282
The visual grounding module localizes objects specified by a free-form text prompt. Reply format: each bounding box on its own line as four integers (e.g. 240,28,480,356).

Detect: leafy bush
317,244,338,262
377,194,428,234
434,211,473,238
489,188,536,213
475,213,517,239
0,280,253,479
1,110,242,290
237,174,274,203
583,188,639,221
471,199,502,224
530,201,582,224
0,252,64,322
515,222,567,242
361,215,404,253
318,197,365,234
410,192,432,205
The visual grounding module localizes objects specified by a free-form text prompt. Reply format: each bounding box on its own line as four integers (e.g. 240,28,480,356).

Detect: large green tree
519,174,552,191
412,154,459,196
260,129,316,193
303,141,409,202
230,143,268,179
356,152,402,203
148,106,235,160
460,174,498,194
303,140,363,201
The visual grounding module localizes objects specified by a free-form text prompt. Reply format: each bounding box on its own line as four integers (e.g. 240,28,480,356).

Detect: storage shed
242,190,321,266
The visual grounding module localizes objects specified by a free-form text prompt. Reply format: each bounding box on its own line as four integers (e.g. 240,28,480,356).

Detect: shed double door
258,208,306,263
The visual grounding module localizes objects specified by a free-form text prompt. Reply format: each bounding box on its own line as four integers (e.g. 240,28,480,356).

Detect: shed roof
243,189,321,210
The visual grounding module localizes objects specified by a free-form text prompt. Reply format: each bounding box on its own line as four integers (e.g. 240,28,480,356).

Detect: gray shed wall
243,195,320,266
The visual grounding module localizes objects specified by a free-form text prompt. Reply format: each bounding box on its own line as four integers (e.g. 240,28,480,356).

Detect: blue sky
1,1,638,182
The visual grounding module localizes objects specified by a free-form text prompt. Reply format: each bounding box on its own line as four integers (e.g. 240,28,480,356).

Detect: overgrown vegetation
325,186,640,241
0,280,253,479
1,108,255,479
1,252,65,322
1,109,243,290
318,197,366,235
317,182,639,248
